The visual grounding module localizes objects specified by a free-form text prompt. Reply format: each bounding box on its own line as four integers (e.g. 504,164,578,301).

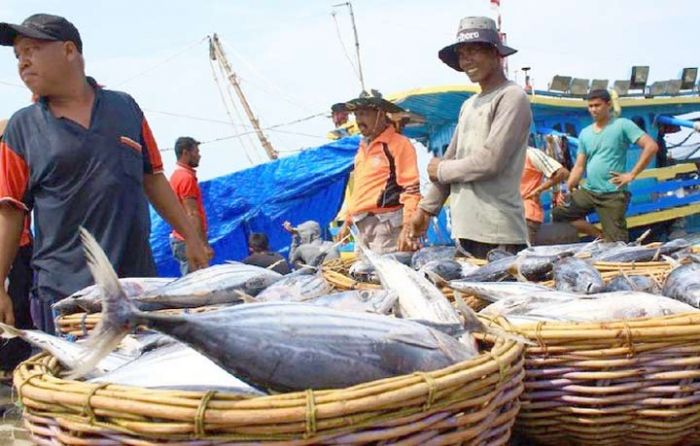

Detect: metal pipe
657,115,700,132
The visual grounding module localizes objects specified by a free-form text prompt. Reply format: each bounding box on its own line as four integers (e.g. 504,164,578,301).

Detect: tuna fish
486,249,514,263
448,281,560,303
411,246,457,269
553,257,605,294
0,323,132,376
125,263,283,311
305,289,398,314
459,253,570,283
419,259,464,284
70,228,477,391
592,239,690,263
89,343,265,395
254,270,332,302
662,263,700,307
480,292,698,324
53,277,176,314
605,274,661,294
348,260,379,283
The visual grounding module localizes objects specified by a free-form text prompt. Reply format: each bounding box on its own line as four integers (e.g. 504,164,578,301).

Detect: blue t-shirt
579,117,645,194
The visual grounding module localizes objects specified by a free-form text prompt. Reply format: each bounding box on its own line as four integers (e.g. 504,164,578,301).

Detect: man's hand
282,221,296,234
335,222,350,244
185,239,209,271
0,290,15,326
398,226,420,251
427,158,442,183
609,171,635,189
205,244,215,261
408,208,431,241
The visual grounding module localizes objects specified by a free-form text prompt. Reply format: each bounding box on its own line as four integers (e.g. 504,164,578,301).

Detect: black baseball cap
0,13,82,53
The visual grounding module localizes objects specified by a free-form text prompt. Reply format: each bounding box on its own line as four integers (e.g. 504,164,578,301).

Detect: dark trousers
459,238,527,260
0,244,33,371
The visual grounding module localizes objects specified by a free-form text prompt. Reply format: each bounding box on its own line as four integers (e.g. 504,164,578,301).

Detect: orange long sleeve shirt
346,126,420,225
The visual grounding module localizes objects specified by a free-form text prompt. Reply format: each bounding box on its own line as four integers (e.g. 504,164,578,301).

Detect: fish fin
0,322,21,339
634,229,652,246
455,244,475,259
233,290,257,304
387,328,440,349
507,255,529,282
421,268,447,287
453,292,535,346
409,319,465,337
67,228,139,380
266,259,285,271
618,269,641,292
662,254,682,269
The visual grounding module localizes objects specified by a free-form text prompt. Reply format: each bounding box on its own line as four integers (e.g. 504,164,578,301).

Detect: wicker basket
15,317,524,445
515,313,700,446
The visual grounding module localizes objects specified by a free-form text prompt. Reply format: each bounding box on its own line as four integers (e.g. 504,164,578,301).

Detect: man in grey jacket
406,16,533,258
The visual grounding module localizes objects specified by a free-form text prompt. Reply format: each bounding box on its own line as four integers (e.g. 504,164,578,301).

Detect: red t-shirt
169,162,207,241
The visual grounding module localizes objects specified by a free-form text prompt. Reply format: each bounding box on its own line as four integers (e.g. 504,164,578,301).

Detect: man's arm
610,134,659,188
567,151,587,190
0,205,24,325
143,173,209,270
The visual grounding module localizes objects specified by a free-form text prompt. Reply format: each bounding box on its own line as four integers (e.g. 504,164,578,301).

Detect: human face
587,98,611,123
14,36,71,96
187,145,201,168
354,108,386,138
457,43,500,83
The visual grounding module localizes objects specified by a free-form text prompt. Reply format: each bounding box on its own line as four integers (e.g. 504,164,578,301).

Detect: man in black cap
327,102,358,140
0,14,208,332
407,16,532,258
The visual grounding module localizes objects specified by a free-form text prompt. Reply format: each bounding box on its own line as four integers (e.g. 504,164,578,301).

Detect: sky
0,0,698,180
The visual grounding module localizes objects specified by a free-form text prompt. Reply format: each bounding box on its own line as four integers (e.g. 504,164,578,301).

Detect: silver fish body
411,246,456,269
348,260,379,283
449,281,560,303
480,291,697,323
605,274,661,294
133,263,283,311
89,342,265,395
420,259,464,283
593,239,690,263
255,272,332,302
486,249,514,263
662,263,700,307
53,277,176,314
553,257,605,294
0,323,131,376
307,289,398,314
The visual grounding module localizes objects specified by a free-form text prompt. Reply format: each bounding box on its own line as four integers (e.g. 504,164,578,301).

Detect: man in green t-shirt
552,89,658,242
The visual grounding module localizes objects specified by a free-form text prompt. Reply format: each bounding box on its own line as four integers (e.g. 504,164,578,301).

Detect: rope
489,352,508,384
304,389,317,438
535,321,548,357
113,37,208,87
80,312,90,338
208,54,257,165
16,371,44,401
622,322,637,358
194,390,217,438
81,383,109,423
414,372,438,412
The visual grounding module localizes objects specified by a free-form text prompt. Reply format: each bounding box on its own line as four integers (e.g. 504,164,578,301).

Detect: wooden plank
627,203,700,227
636,163,698,181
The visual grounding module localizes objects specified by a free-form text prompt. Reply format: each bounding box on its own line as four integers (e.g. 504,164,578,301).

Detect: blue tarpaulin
150,136,360,277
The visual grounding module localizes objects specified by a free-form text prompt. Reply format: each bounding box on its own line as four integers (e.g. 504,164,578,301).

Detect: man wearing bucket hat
0,13,208,332
407,17,532,258
335,90,421,253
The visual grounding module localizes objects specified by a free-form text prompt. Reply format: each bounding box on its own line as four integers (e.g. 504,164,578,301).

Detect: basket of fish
11,230,526,445
448,240,700,446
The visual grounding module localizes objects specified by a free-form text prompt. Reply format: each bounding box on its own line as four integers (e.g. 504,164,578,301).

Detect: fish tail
0,322,21,339
67,228,141,379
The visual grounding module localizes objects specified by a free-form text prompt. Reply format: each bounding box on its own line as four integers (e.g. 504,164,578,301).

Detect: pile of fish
20,230,700,396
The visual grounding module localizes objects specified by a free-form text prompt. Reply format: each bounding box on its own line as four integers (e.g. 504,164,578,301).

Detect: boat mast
209,33,278,160
333,2,366,92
